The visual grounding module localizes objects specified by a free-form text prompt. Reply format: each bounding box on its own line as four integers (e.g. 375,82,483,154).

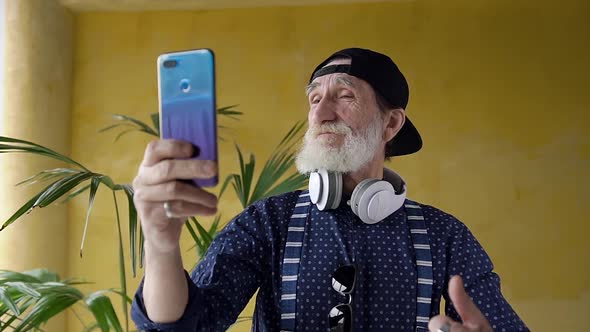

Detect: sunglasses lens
332,265,356,294
328,304,352,331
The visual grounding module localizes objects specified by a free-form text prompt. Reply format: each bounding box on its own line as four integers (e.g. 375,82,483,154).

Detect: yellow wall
1,0,586,331
0,0,73,331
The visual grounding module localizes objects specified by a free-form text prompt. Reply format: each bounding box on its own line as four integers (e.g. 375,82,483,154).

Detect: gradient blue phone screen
159,49,217,187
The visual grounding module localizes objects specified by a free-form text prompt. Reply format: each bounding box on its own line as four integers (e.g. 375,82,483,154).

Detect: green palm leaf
1,191,43,231
150,113,160,132
185,220,203,257
0,270,45,284
0,287,20,315
231,144,256,207
79,176,103,258
61,183,91,204
12,283,83,331
121,185,139,277
0,136,90,171
112,192,129,331
34,172,94,208
99,105,242,141
85,291,123,332
216,104,242,120
249,121,306,204
113,114,159,137
0,269,129,332
221,122,307,208
15,168,80,186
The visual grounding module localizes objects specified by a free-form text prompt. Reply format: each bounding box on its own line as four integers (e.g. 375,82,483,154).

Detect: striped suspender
279,193,434,332
280,191,311,331
404,200,434,331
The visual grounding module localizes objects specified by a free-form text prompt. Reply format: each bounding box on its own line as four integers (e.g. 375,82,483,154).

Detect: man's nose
310,98,337,125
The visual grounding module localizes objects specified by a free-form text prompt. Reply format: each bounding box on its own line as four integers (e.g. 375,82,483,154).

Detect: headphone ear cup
351,180,406,224
309,169,343,211
328,171,343,210
350,179,379,216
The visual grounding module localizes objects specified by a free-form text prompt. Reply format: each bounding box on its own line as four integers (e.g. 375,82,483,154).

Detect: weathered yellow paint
59,0,401,12
0,1,584,331
0,0,73,331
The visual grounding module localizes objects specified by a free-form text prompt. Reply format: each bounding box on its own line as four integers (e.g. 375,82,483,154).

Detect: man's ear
383,108,406,142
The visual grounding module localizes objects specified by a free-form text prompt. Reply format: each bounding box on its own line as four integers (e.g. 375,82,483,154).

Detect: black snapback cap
310,48,422,157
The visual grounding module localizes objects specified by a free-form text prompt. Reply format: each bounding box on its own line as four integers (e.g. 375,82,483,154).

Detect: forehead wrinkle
335,75,355,88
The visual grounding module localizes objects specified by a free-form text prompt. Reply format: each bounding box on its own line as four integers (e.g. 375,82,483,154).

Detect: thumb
447,275,487,325
428,315,467,332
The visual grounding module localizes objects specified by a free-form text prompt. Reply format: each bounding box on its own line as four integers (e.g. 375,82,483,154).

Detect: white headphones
308,168,407,224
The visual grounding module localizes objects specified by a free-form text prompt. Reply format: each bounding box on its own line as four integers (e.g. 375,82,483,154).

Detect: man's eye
340,94,354,99
311,97,321,104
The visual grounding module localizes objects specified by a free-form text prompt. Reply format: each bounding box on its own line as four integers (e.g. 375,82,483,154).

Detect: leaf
0,270,41,284
22,269,60,283
110,114,159,137
4,282,41,299
15,168,80,186
79,176,102,258
0,136,90,171
85,291,123,332
262,173,308,199
34,172,94,208
16,287,82,331
114,129,138,142
122,185,138,278
184,220,202,256
234,144,256,207
112,192,129,331
249,122,306,204
191,218,214,259
60,184,91,204
1,191,42,231
97,123,134,133
0,287,20,315
216,105,242,121
150,113,160,135
106,289,132,305
208,214,222,238
193,219,213,244
139,224,145,269
218,173,236,199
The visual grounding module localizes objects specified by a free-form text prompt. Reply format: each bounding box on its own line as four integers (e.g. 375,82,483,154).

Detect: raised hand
132,139,218,254
429,275,493,332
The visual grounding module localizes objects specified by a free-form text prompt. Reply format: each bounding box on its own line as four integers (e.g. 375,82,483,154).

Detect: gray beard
295,116,383,174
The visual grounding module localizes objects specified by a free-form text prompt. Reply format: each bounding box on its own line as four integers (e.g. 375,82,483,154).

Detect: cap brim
388,116,423,157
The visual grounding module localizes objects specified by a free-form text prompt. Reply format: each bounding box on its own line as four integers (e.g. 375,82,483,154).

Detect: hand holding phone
157,49,218,187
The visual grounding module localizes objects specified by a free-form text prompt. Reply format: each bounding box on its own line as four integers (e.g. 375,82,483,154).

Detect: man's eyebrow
305,76,355,96
305,82,320,96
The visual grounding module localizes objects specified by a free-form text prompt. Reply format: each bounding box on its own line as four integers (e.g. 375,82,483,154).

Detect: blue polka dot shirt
131,191,529,331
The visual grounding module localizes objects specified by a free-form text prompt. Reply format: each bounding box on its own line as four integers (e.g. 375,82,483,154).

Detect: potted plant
0,107,307,331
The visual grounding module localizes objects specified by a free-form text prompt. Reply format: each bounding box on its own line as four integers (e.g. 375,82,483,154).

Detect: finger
141,139,195,166
428,315,466,332
138,159,217,185
162,200,217,218
447,275,488,325
134,181,218,208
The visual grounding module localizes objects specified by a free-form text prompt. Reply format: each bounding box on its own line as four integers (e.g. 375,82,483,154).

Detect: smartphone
157,49,218,187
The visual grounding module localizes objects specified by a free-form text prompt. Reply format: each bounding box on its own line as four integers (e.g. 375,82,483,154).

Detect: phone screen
157,49,218,187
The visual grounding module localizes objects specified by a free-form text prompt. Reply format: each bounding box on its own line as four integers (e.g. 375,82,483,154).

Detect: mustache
305,122,353,137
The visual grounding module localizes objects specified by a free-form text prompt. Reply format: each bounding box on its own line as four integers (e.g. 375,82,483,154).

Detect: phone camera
163,60,177,68
179,79,191,93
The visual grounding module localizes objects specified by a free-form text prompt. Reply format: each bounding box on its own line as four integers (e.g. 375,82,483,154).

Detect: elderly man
131,48,529,331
